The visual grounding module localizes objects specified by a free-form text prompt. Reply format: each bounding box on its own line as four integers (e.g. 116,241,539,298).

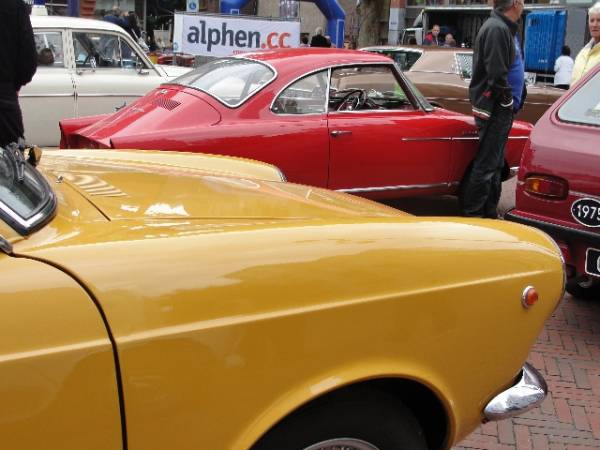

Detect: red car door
326,65,453,198
217,69,331,188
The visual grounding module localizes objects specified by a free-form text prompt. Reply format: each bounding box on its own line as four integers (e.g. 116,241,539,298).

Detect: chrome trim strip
571,191,600,201
524,101,553,106
507,136,529,140
0,201,45,228
428,97,466,102
402,137,452,142
514,189,600,202
167,57,278,110
484,363,547,421
19,93,75,98
337,182,452,193
361,46,424,57
76,93,143,98
329,108,416,116
411,69,455,75
453,136,479,141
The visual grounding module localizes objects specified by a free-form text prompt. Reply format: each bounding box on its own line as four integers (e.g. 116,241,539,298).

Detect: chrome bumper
484,363,547,421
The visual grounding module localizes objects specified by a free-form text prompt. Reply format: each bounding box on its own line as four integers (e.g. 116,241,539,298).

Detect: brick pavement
453,293,600,450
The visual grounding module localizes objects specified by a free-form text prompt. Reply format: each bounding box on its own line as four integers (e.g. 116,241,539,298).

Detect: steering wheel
336,89,368,111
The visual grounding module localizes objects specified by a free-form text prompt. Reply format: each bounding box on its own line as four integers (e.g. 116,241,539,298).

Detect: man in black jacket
0,0,37,147
460,0,525,218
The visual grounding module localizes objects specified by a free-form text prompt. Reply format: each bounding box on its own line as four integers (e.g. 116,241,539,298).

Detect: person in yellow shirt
571,2,600,85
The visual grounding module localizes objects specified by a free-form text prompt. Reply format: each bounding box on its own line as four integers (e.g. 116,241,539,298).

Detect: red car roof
240,48,393,78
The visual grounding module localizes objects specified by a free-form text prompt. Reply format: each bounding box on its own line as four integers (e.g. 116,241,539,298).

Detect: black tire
251,388,428,450
566,276,600,300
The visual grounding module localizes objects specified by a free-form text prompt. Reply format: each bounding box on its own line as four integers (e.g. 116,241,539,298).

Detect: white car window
73,32,141,70
272,71,328,115
34,31,64,68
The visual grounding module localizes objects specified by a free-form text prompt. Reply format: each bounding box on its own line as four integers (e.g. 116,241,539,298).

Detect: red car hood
76,87,221,148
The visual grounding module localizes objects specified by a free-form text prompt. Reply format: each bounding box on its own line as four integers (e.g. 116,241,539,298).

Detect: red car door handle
330,130,352,137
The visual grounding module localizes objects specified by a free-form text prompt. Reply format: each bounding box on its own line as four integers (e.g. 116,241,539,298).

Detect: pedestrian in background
0,0,37,147
554,45,574,90
299,36,309,47
310,27,330,48
571,2,600,85
125,11,142,41
460,0,525,219
444,33,457,47
103,7,127,28
423,24,443,46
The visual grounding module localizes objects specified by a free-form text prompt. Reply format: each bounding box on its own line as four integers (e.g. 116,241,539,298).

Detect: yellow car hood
38,149,405,221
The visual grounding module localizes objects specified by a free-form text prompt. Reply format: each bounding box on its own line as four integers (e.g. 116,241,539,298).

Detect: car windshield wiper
0,139,43,185
2,139,27,183
0,140,53,236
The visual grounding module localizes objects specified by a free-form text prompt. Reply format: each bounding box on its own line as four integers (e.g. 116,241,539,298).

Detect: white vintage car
20,15,192,146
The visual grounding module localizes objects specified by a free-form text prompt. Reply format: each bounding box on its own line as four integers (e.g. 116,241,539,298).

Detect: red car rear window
558,70,600,127
170,58,275,107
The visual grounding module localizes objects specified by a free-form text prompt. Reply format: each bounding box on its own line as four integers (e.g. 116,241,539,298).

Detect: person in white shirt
554,45,574,89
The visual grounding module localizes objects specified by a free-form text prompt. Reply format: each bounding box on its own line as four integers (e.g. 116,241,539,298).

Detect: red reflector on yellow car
524,175,568,199
521,286,539,308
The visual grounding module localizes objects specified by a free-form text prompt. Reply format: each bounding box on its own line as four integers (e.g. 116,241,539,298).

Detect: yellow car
0,145,564,450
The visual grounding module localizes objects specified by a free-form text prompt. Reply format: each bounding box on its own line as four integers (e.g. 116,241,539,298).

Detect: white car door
19,29,76,147
71,29,165,118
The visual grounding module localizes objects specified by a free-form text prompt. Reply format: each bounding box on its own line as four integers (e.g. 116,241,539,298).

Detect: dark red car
506,64,600,299
60,48,532,200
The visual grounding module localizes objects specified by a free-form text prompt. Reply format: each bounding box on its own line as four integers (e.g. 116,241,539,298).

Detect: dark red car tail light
524,175,569,200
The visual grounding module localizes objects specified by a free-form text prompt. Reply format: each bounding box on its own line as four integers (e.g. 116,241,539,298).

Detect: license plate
571,198,600,227
585,248,600,277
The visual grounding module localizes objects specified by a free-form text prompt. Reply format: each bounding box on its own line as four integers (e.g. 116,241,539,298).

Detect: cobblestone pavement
453,293,600,450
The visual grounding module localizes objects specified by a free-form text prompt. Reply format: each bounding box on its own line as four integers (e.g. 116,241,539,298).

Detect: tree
356,0,384,47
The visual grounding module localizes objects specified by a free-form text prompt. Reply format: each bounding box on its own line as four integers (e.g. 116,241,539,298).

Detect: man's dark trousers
461,104,514,218
0,91,24,148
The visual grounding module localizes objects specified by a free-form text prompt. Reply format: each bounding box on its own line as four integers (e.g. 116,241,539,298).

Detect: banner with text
173,13,301,57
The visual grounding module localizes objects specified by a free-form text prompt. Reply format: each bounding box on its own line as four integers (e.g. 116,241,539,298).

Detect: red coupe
506,64,600,299
60,48,532,200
